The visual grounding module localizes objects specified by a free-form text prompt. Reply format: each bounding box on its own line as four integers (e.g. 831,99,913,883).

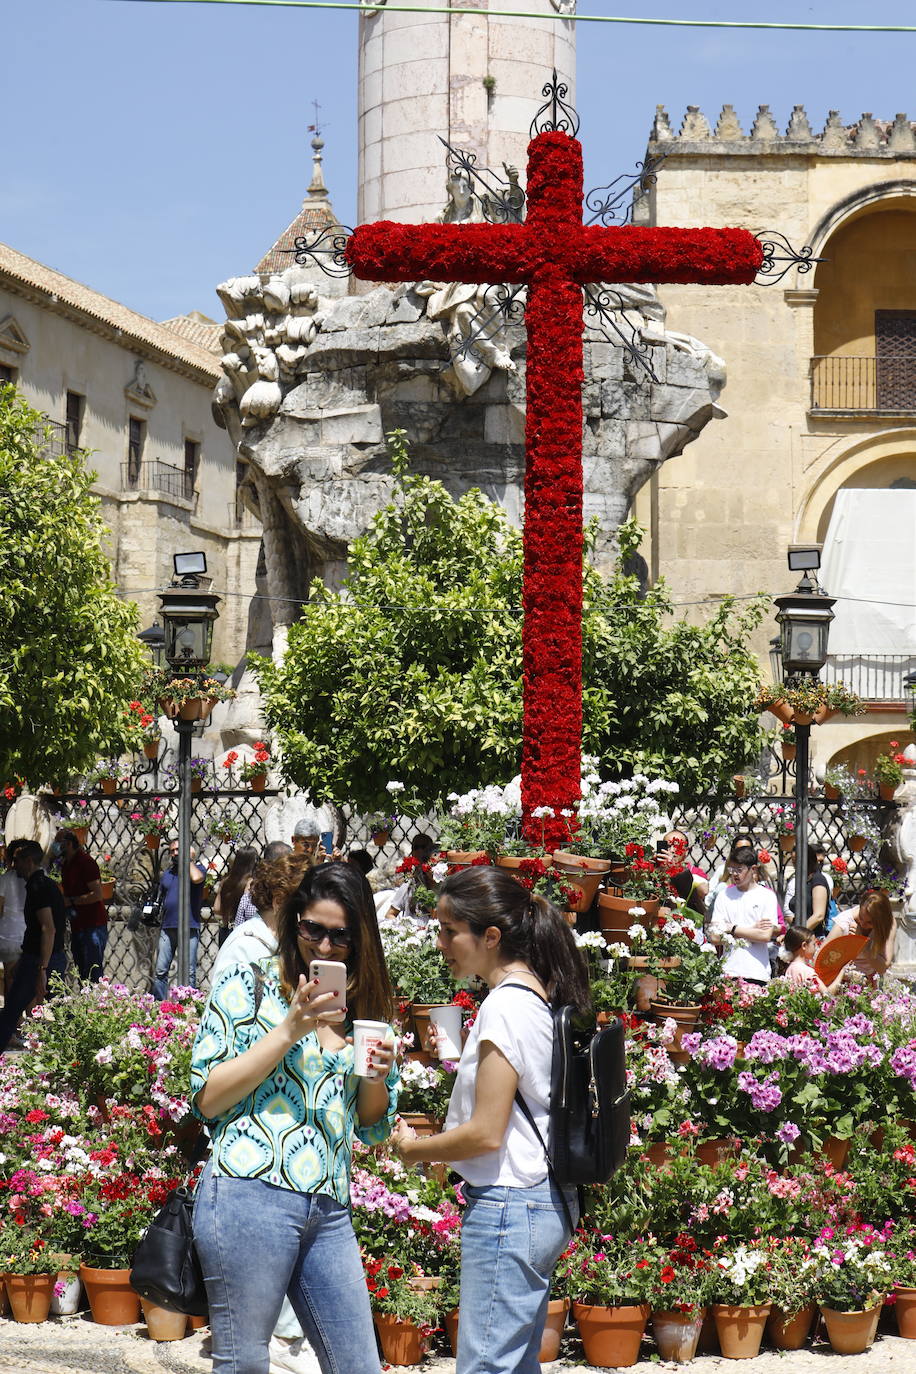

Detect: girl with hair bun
392,864,590,1374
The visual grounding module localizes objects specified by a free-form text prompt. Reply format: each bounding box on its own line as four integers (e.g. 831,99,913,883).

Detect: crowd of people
0,808,901,1372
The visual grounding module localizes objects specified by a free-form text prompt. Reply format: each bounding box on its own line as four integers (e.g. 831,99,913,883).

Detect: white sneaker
268,1333,323,1374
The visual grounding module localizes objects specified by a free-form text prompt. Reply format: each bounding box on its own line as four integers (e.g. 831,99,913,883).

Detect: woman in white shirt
708,844,779,985
392,865,590,1374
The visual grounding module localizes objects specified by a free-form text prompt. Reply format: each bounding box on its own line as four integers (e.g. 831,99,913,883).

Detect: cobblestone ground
3,1313,916,1374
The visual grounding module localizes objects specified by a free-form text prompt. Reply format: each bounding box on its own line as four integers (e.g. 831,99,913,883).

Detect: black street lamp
773,545,835,932
138,621,166,667
157,553,221,988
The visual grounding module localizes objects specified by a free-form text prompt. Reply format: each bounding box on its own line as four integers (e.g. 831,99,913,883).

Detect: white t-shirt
0,869,26,945
445,982,552,1187
709,884,778,983
210,916,277,982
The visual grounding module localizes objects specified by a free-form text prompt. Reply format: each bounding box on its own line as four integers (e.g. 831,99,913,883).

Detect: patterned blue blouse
190,956,400,1205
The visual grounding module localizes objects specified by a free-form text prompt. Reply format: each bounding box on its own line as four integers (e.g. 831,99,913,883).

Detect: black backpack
507,986,630,1197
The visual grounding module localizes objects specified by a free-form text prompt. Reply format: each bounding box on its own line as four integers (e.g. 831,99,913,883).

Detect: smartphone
655,840,668,854
308,959,348,1012
320,831,334,857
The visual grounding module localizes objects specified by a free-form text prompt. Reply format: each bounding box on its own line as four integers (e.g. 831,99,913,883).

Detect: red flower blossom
758,849,772,865
24,1110,48,1124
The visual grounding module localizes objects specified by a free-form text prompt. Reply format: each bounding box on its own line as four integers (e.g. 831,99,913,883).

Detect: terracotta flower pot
597,892,658,945
696,1139,736,1168
371,830,390,847
101,880,115,902
399,1111,443,1138
101,777,117,795
552,852,612,913
819,1302,882,1354
781,742,797,762
158,696,218,722
372,1312,427,1366
143,738,161,760
895,1286,916,1338
191,778,202,793
697,1308,719,1352
822,1135,851,1170
766,1303,815,1350
69,825,90,846
573,1301,648,1368
848,834,868,853
813,704,836,725
249,774,267,792
879,782,898,802
144,832,161,851
5,1273,55,1323
79,1263,141,1325
638,1141,676,1167
141,1297,190,1341
733,775,747,798
444,850,487,868
539,1296,570,1361
652,1307,706,1363
712,1302,771,1358
778,833,795,853
0,1276,9,1317
648,1000,702,1053
445,1307,460,1355
764,698,795,725
824,782,841,800
793,711,815,727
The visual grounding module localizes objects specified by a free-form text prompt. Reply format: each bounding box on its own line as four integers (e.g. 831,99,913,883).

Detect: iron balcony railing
122,459,196,504
823,653,916,702
811,355,916,412
39,418,69,458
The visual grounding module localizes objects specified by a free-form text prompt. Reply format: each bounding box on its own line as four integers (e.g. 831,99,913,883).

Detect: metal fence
823,652,916,703
810,354,916,412
121,459,196,504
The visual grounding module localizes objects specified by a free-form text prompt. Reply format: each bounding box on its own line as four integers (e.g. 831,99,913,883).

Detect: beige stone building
635,104,916,773
0,241,261,665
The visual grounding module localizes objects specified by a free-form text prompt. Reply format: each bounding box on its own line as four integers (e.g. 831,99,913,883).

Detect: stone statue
589,281,728,405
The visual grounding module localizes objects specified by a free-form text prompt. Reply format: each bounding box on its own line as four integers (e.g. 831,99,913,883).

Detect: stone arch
795,429,916,544
807,178,916,260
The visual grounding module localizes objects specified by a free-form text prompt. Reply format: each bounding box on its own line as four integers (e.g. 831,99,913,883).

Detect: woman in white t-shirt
708,844,779,985
392,865,590,1374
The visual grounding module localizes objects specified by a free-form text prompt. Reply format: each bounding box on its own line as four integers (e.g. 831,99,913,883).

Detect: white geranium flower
386,780,405,794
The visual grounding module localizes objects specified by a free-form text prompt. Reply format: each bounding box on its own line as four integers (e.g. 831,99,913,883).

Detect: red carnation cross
347,128,763,848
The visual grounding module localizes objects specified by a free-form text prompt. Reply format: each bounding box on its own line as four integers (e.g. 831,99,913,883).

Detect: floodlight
787,545,821,573
173,551,207,578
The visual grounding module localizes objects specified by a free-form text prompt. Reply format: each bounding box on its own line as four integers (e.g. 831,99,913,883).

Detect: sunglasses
296,918,354,950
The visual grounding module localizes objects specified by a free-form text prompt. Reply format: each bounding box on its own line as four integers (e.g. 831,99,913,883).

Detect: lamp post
156,553,220,987
773,546,835,931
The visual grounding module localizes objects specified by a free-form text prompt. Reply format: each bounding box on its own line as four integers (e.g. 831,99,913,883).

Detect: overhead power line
104,0,916,31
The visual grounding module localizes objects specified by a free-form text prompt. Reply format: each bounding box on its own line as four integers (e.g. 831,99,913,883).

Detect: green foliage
0,387,145,786
255,434,767,810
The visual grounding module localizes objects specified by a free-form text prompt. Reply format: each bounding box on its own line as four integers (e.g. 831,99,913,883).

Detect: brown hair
277,863,393,1022
438,865,591,1015
859,889,894,954
249,853,311,915
217,846,259,923
783,926,812,958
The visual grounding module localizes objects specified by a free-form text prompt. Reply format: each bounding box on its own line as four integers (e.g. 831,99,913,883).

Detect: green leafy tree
255,435,766,810
0,387,145,786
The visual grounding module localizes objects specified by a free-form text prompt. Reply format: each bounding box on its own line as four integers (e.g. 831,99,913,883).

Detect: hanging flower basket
143,738,161,760
158,695,219,722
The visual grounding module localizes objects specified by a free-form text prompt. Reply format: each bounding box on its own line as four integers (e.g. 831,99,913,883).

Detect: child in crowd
782,926,844,995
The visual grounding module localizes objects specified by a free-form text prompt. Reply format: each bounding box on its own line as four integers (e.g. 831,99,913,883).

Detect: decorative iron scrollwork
283,225,354,278
450,284,527,362
438,137,527,225
530,68,580,139
754,231,822,285
585,149,670,228
582,285,659,380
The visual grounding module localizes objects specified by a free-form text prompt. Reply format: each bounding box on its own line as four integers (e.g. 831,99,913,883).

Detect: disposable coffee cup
429,1004,463,1061
353,1019,390,1078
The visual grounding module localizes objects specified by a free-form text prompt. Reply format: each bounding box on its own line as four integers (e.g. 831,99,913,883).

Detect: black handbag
129,1183,208,1316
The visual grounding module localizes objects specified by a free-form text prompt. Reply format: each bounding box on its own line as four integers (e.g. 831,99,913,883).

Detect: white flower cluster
446,777,522,819
716,1244,768,1287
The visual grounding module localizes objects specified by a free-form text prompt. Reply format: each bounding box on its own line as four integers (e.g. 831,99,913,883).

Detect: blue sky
5,0,916,321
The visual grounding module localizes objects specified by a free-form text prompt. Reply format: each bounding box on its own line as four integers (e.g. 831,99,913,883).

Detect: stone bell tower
357,0,576,225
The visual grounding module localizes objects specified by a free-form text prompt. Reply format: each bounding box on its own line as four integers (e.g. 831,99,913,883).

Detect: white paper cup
352,1019,390,1078
429,1004,463,1060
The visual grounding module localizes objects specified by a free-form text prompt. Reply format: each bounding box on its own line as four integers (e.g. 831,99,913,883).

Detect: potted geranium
778,723,797,762
843,803,881,853
598,842,671,939
156,673,236,722
556,1230,658,1368
812,1223,893,1353
764,1237,819,1351
772,803,797,853
131,805,168,850
647,1233,714,1364
709,1239,773,1358
381,920,460,1049
367,1258,440,1365
397,1058,457,1133
0,1226,59,1323
437,779,522,861
367,810,399,847
757,677,862,726
98,853,115,903
890,1221,916,1339
208,810,247,847
125,699,162,759
89,759,122,796
875,744,906,801
57,803,91,846
239,741,271,792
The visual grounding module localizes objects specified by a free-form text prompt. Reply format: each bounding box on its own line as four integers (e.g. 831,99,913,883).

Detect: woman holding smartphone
391,864,590,1374
191,863,399,1374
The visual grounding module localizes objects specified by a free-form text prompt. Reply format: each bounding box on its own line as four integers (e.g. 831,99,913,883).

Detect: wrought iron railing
810,354,916,412
121,459,196,504
38,418,68,458
823,653,916,702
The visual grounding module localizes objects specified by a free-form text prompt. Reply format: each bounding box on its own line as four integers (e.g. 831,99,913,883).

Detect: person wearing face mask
151,836,206,998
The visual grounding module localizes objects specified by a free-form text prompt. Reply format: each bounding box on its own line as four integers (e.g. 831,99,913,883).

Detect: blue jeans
457,1176,578,1374
0,949,68,1051
71,925,107,982
152,927,199,999
193,1170,380,1374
